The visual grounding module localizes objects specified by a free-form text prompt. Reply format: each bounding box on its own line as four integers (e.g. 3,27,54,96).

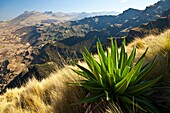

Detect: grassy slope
0,30,169,113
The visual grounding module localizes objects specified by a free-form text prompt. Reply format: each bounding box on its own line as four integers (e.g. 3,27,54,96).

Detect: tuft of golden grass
126,30,170,75
135,38,145,49
0,29,170,113
0,66,86,113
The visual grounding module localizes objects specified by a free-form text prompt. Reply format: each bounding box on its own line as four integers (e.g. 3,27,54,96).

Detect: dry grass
0,30,170,113
0,66,86,113
126,30,170,73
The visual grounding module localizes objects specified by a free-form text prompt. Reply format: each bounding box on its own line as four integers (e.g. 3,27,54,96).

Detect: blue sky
0,0,160,21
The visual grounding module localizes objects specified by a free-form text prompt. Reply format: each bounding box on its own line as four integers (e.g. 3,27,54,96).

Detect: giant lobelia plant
72,38,162,113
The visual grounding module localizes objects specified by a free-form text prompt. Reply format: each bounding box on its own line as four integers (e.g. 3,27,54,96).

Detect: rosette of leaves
72,38,162,113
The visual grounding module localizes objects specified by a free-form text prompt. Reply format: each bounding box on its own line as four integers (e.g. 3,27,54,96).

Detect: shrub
72,38,162,113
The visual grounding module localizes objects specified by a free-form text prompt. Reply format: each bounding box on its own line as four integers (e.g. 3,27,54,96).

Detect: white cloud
120,0,128,3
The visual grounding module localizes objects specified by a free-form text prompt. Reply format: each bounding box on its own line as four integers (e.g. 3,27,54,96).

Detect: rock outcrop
0,60,9,76
127,10,170,39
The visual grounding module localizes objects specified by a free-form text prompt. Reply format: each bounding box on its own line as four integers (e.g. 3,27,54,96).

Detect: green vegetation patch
71,38,162,113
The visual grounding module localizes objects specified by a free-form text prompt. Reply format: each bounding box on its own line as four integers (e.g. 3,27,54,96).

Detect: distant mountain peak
44,11,53,15
123,8,142,13
24,11,29,13
23,11,39,14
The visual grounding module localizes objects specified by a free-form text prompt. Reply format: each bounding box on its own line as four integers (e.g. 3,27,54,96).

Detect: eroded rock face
0,60,9,75
0,60,10,91
127,16,170,39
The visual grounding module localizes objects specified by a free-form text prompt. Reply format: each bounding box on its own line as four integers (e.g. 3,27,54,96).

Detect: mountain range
0,0,170,93
13,0,170,46
1,11,119,26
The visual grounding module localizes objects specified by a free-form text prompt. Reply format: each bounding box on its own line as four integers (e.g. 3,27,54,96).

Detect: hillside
31,0,170,43
0,10,118,62
8,0,170,49
127,14,170,40
0,0,170,94
0,29,169,113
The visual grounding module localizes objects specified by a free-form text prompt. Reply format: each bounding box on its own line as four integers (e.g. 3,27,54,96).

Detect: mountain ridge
3,10,119,26
0,0,170,93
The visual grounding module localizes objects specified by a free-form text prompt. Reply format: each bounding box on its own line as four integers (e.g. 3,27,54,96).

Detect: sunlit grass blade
121,66,131,78
114,39,119,69
130,57,145,83
84,48,101,75
82,49,102,81
113,68,121,83
109,73,116,87
134,59,157,84
74,64,96,80
104,72,112,87
119,39,126,72
110,38,118,69
107,48,113,74
116,69,121,78
97,42,107,72
81,51,94,72
111,38,115,66
97,40,108,67
115,69,135,94
127,44,136,68
136,47,149,64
